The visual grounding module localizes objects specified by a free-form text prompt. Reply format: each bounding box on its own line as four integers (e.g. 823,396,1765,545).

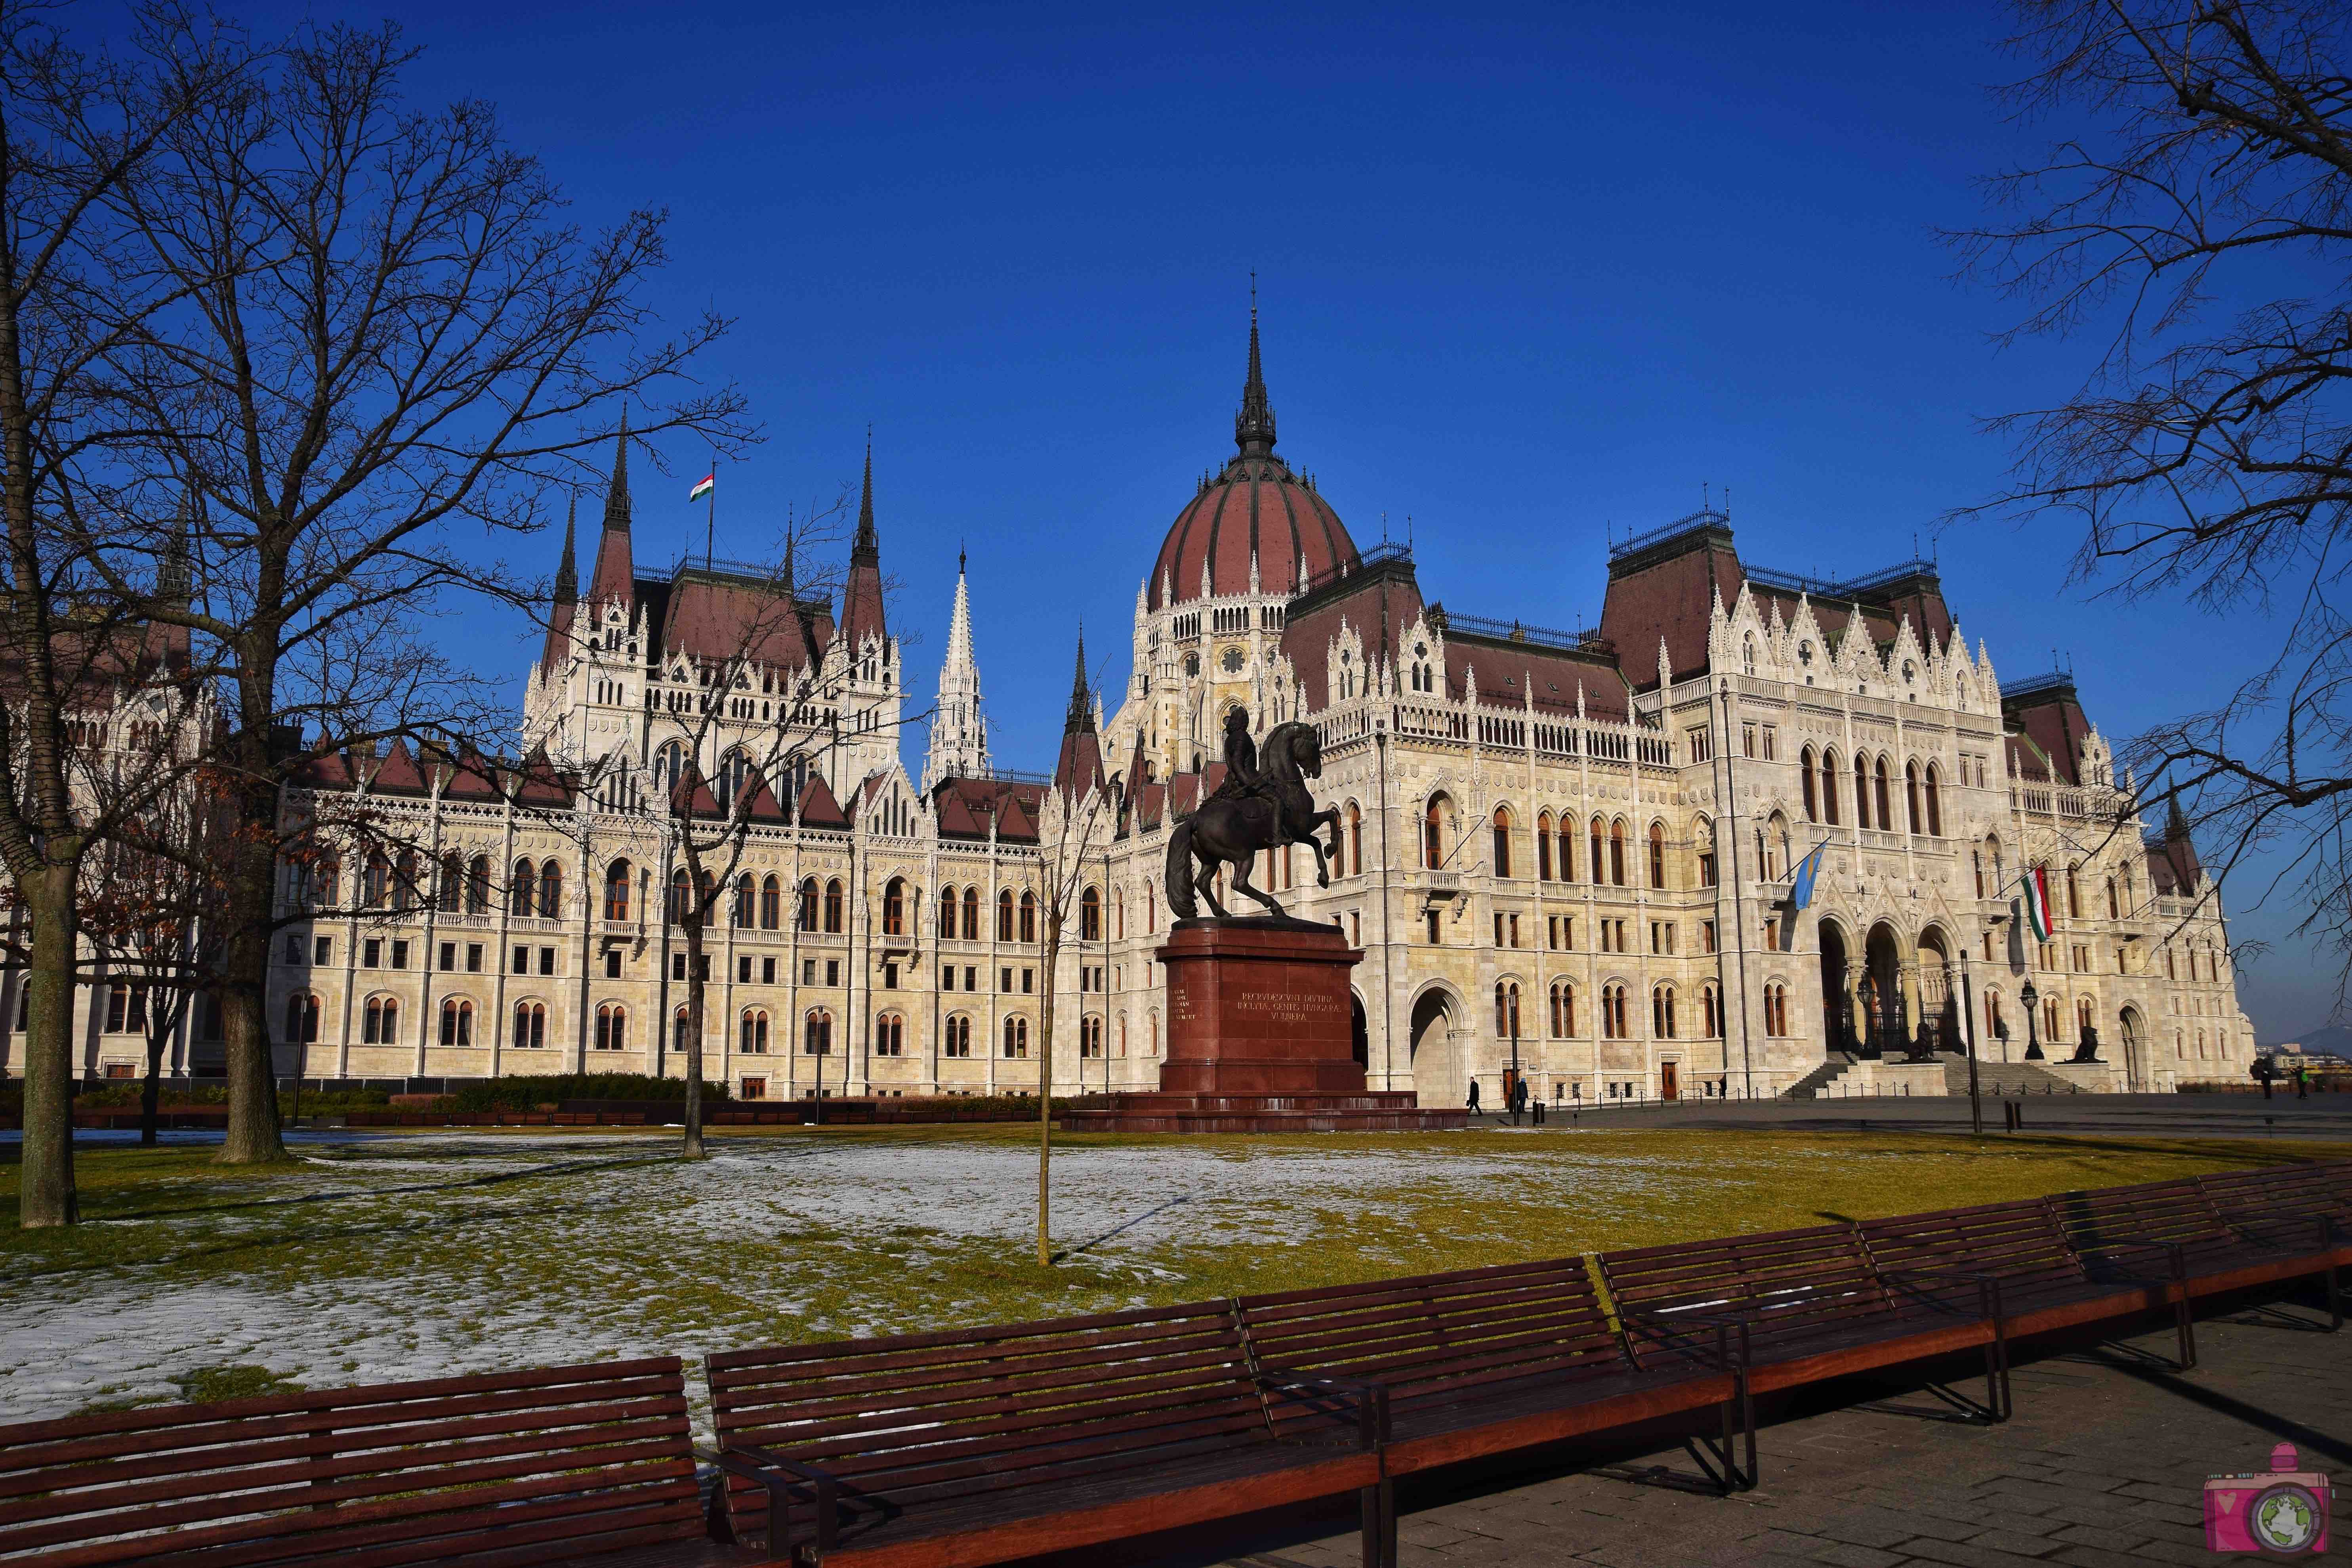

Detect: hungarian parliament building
216,321,2251,1104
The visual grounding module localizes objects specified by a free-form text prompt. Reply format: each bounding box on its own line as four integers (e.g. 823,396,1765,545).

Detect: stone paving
1504,1091,2352,1143
1037,1283,2352,1566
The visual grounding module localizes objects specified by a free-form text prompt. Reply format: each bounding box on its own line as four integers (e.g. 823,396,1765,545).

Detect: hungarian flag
2020,865,2054,942
688,474,714,502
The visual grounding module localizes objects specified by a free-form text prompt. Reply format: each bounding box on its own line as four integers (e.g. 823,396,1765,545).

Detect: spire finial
553,496,578,603
600,411,632,533
853,427,877,561
1236,277,1276,456
1064,626,1093,734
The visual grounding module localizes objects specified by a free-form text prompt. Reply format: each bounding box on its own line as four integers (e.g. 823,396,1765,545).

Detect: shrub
448,1073,731,1112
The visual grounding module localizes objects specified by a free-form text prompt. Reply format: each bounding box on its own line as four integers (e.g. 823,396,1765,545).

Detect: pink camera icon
2205,1442,2331,1555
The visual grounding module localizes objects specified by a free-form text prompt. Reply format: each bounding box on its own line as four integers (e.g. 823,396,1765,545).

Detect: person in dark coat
1467,1079,1482,1115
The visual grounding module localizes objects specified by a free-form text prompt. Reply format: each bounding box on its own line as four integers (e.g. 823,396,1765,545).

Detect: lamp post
1509,1013,1522,1127
2021,979,2045,1061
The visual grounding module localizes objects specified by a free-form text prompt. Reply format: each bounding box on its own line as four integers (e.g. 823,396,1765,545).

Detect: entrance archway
1819,921,1854,1054
2118,1005,2145,1091
1861,922,1904,1057
1350,993,1369,1068
1917,927,1956,1052
1408,987,1457,1100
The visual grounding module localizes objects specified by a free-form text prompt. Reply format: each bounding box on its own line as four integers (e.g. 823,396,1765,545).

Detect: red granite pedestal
1058,918,1465,1134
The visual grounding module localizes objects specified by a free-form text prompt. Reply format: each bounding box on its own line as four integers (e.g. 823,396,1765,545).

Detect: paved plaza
1054,1287,2352,1567
1503,1091,2352,1143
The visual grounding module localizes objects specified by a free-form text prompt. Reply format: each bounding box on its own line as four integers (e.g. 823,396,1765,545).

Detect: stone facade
186,324,2253,1103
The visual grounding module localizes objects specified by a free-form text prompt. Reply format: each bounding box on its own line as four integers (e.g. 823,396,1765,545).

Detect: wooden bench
0,1357,750,1568
707,1300,1386,1568
1595,1221,2001,1419
2196,1165,2350,1327
1858,1196,2183,1391
1236,1256,1750,1494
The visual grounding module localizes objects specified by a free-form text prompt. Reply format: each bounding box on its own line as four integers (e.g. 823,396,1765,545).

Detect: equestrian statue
1165,707,1343,920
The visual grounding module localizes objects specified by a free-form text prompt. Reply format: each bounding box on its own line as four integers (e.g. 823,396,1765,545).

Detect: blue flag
1789,840,1829,912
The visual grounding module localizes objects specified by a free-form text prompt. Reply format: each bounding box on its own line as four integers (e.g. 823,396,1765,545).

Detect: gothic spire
923,549,989,792
853,428,878,563
158,497,192,609
553,496,578,604
1064,629,1093,734
1235,276,1277,456
600,412,632,533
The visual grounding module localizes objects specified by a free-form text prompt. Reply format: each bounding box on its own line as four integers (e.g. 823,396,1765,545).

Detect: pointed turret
922,551,989,791
841,433,888,653
1234,281,1277,457
2151,791,2206,893
540,495,582,680
1055,628,1106,797
553,497,578,605
158,501,192,609
1064,630,1092,735
587,415,637,606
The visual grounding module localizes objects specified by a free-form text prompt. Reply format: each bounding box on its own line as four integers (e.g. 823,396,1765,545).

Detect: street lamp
2020,979,2045,1061
1509,1013,1522,1126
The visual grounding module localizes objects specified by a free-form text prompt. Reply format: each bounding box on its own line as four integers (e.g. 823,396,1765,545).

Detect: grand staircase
1784,1053,1861,1099
1782,1051,2091,1099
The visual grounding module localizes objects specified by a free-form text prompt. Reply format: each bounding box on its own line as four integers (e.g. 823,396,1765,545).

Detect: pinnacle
854,430,878,561
553,497,578,603
601,412,631,533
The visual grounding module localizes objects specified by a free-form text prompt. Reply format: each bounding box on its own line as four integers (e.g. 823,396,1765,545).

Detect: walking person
2297,1064,2311,1100
1467,1078,1482,1118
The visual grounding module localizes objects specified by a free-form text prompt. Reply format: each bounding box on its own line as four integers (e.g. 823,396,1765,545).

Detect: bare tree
1950,0,2352,984
0,4,248,1224
79,20,751,1165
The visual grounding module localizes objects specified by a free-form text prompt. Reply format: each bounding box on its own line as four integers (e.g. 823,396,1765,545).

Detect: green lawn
0,1124,2338,1423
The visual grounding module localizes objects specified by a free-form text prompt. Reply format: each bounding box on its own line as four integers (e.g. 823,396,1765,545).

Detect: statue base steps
1060,1091,1465,1135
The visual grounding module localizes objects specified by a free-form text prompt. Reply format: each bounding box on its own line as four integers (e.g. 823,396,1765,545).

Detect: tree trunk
681,911,706,1160
17,868,82,1227
1036,912,1058,1267
140,1017,165,1148
215,746,290,1165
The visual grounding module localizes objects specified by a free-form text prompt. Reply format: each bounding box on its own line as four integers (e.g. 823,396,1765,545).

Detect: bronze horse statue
1165,721,1341,920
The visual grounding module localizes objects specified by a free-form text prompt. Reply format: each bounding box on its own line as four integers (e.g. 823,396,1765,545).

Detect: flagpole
705,447,716,569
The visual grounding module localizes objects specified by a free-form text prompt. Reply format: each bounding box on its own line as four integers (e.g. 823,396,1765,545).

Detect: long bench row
5,1164,2346,1568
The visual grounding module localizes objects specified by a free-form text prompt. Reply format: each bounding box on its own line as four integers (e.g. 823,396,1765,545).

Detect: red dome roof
1147,312,1358,610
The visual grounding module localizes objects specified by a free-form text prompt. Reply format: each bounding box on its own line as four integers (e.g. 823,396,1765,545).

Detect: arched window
1873,756,1891,830
1001,1015,1029,1059
761,874,782,930
362,995,399,1044
437,852,463,913
1492,807,1513,878
1079,1015,1103,1058
1924,763,1943,836
1695,818,1717,888
803,1008,833,1055
1905,762,1923,834
1820,750,1840,826
740,1009,770,1054
717,748,753,808
466,856,491,914
1549,981,1576,1038
594,1003,628,1051
1801,746,1819,822
1114,886,1125,939
1600,982,1628,1040
1764,983,1788,1036
1536,811,1553,881
286,992,320,1045
512,1001,545,1049
1423,795,1448,870
513,858,537,918
962,887,980,940
439,997,474,1047
1702,984,1721,1038
1589,816,1606,885
823,879,845,934
1652,984,1676,1040
939,883,958,939
1347,803,1363,876
732,874,755,928
1080,886,1101,942
2077,997,2094,1038
2106,877,2119,919
797,877,820,931
1853,754,1872,830
671,1005,691,1051
393,851,418,911
883,878,906,937
1984,988,2004,1041
2066,866,2082,919
653,740,687,798
876,1013,904,1056
1647,821,1666,889
1609,820,1627,887
1494,981,1520,1038
997,890,1015,942
668,868,692,924
539,862,563,920
1019,891,1037,943
2043,993,2063,1042
603,860,631,922
944,1015,973,1057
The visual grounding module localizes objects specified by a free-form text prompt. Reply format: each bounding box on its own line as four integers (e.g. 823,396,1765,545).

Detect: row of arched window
1500,979,1724,1040
1403,795,1712,891
1800,746,1944,836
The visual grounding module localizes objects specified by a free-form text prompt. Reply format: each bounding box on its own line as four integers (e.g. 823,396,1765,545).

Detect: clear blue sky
209,0,2323,1040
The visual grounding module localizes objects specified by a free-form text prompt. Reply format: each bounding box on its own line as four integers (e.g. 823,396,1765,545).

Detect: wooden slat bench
1236,1256,1749,1493
2195,1164,2349,1328
2049,1177,2339,1296
1595,1221,2000,1418
707,1300,1386,1568
0,1357,750,1568
1857,1196,2182,1393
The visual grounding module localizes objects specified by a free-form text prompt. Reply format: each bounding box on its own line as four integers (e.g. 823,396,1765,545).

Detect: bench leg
1359,1479,1396,1568
1986,1322,2012,1422
2175,1288,2199,1372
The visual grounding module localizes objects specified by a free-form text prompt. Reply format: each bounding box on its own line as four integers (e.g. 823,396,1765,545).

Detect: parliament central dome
1146,313,1358,610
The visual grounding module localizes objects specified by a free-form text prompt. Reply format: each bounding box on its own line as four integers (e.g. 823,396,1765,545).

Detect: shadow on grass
87,1152,681,1225
1053,1196,1192,1265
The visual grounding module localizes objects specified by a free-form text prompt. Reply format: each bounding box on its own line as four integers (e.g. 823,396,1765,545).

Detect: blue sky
203,0,2323,1039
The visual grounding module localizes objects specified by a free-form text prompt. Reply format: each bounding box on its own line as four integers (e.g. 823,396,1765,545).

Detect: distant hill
2261,1022,2352,1058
